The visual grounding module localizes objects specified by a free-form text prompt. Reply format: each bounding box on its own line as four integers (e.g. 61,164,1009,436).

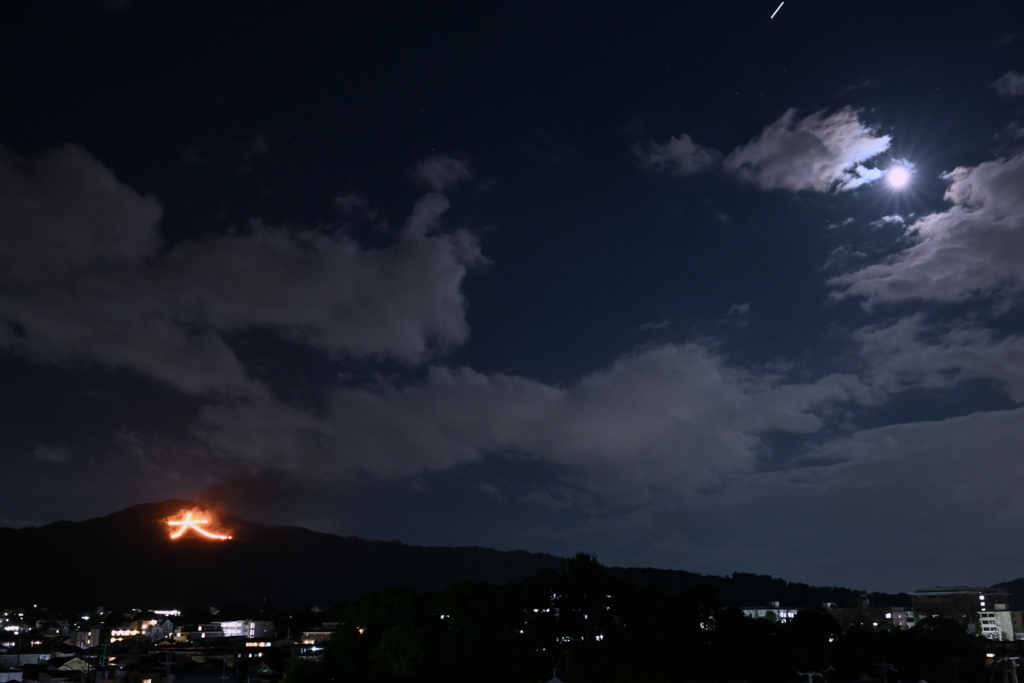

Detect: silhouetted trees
290,554,989,683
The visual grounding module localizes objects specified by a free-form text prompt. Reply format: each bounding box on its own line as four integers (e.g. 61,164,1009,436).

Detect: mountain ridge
0,500,952,611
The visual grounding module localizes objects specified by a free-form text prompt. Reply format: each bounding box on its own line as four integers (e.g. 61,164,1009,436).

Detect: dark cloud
409,155,472,192
633,134,722,176
182,146,208,167
195,344,870,501
202,468,324,518
854,315,1024,402
334,192,379,221
31,445,71,463
0,144,485,397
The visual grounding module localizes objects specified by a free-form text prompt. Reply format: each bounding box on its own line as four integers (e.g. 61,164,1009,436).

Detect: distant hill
993,578,1024,610
607,566,911,609
0,500,907,610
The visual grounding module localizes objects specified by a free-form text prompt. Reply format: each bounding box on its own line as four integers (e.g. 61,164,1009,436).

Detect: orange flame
165,508,233,540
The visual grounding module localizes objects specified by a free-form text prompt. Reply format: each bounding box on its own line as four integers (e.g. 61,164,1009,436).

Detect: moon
887,165,911,189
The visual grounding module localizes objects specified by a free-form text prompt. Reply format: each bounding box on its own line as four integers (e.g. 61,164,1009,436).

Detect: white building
742,602,799,623
979,604,1015,641
216,620,276,639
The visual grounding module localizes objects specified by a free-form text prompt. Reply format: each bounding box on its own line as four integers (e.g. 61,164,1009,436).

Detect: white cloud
872,214,905,226
633,134,722,176
991,71,1024,97
637,319,671,331
197,343,870,498
409,155,472,192
0,144,484,395
727,303,750,317
831,152,1024,306
638,107,890,192
723,108,891,192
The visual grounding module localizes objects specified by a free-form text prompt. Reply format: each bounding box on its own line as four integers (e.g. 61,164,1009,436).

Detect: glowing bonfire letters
167,511,232,540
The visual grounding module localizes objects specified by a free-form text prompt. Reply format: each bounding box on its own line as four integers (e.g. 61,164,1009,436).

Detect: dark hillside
1,500,908,610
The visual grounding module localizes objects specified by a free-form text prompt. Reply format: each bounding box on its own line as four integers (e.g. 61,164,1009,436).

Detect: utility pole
874,661,896,683
1006,656,1019,683
798,672,822,683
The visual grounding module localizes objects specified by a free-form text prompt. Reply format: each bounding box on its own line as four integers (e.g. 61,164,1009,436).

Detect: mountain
606,566,911,610
0,500,563,610
0,500,908,611
993,578,1024,610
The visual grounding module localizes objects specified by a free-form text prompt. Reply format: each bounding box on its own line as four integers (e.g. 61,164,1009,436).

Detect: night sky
3,0,1024,593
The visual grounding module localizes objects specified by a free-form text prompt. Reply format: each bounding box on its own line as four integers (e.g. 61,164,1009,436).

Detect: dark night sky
3,0,1024,593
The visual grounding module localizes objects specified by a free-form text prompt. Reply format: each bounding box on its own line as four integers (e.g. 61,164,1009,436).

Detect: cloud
409,155,472,192
678,406,1024,589
633,134,722,176
991,71,1024,97
722,108,890,191
31,445,70,463
239,134,269,173
727,303,750,317
853,315,1024,402
871,214,905,227
334,192,379,220
202,468,323,517
638,108,890,192
182,146,208,167
196,343,870,499
0,144,484,395
791,408,1024,528
831,152,1024,306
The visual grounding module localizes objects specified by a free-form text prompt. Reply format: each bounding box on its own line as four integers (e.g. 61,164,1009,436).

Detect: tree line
287,553,990,683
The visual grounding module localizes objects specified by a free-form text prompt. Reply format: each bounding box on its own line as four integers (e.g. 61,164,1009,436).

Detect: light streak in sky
167,511,232,540
771,2,784,19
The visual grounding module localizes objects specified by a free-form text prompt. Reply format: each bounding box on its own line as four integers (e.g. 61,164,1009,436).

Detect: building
911,587,1011,628
0,668,23,683
216,621,275,640
299,628,335,645
194,625,225,640
68,628,101,649
978,604,1024,641
827,596,912,630
742,602,799,623
243,622,275,640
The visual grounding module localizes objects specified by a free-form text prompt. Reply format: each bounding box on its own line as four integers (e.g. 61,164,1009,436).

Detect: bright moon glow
888,166,911,188
167,511,232,540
